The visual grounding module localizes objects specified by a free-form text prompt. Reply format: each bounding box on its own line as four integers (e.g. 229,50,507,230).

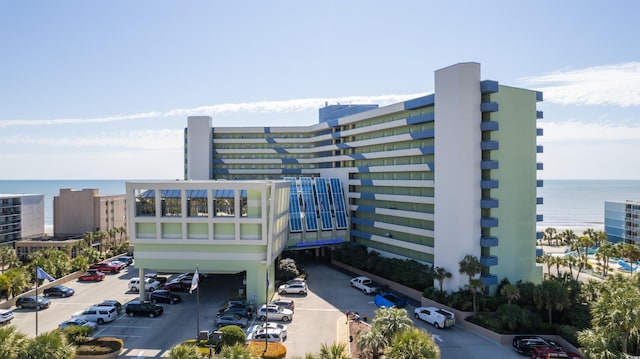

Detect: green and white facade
129,62,543,297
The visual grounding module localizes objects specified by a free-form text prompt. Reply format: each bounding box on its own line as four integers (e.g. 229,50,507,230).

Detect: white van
71,306,118,324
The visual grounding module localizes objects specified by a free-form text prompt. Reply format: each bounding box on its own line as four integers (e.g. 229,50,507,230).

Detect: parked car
89,261,123,273
150,290,182,304
512,335,563,355
15,295,51,310
217,306,251,318
117,255,134,266
43,285,75,297
71,306,118,324
270,298,295,312
282,277,307,287
246,327,285,342
0,309,14,324
95,300,123,314
278,283,308,295
126,300,164,318
163,278,192,292
248,322,288,340
529,346,577,359
256,304,293,322
78,270,106,282
414,306,455,329
145,272,168,284
58,318,99,330
214,313,248,328
128,277,161,292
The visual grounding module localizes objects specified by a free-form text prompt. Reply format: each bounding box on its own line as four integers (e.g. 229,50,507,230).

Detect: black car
16,295,51,310
125,301,164,318
43,285,75,297
512,335,563,355
150,290,182,304
217,306,251,318
96,300,123,314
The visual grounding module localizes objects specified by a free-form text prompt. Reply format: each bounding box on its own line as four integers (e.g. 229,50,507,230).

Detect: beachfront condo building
174,62,544,292
0,194,45,245
605,200,640,244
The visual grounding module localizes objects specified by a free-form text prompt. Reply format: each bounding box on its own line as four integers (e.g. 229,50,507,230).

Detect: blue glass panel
285,177,303,232
315,178,334,230
330,178,348,229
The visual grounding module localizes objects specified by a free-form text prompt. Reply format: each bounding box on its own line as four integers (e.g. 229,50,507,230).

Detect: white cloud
522,62,640,107
0,93,428,128
0,129,184,150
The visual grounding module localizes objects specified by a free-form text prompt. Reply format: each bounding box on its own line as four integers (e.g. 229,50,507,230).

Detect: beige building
53,189,127,239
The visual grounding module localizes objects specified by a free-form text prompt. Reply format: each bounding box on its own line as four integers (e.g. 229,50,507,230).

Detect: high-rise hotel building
183,62,544,292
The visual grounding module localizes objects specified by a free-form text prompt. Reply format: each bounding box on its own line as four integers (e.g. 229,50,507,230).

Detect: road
8,260,527,358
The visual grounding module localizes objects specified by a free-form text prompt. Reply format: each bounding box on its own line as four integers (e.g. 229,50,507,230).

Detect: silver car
215,313,248,328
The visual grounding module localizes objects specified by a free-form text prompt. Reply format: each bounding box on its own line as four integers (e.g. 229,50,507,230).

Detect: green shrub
61,325,94,345
219,325,246,347
556,324,578,345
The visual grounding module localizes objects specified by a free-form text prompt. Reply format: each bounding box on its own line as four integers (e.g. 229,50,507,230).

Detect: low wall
0,270,86,310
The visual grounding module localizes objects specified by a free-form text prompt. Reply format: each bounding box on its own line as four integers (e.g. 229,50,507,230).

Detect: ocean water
2,179,640,232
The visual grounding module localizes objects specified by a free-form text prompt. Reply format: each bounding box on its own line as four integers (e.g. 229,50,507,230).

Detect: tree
543,227,557,246
533,280,571,324
0,246,20,274
357,330,388,359
0,326,28,359
81,247,101,265
432,267,451,293
578,235,595,257
458,255,481,286
616,243,640,274
317,342,349,359
499,283,520,305
577,329,626,359
166,343,205,359
371,307,413,340
537,254,553,278
219,343,254,359
4,267,30,298
496,304,530,332
559,229,578,247
20,330,74,359
575,255,592,281
467,278,485,317
385,327,440,359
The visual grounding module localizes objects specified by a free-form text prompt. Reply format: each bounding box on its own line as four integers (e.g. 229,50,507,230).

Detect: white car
247,323,288,340
0,309,14,324
71,306,118,325
278,283,308,295
128,277,161,292
256,304,294,322
246,327,285,342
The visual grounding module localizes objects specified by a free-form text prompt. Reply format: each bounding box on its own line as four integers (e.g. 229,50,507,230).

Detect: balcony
481,217,499,228
481,274,498,286
480,255,499,267
481,199,499,209
481,160,499,170
481,180,499,189
480,236,499,247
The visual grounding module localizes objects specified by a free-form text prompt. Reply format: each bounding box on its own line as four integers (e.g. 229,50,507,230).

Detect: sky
1,1,639,180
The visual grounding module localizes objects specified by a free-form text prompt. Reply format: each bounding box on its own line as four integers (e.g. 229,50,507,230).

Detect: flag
189,269,199,294
36,266,55,282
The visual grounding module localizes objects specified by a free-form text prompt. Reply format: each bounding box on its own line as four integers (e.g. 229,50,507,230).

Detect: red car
89,261,124,273
78,270,106,281
530,346,584,359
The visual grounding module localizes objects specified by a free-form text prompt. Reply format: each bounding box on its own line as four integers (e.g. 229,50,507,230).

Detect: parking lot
8,259,526,358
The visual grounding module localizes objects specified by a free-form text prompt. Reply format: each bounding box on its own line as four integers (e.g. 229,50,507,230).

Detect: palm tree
0,246,20,274
585,274,640,355
543,227,557,246
575,255,592,281
533,280,571,324
577,329,624,359
616,242,640,274
496,304,529,332
317,342,349,359
559,229,578,247
385,327,440,359
467,278,485,317
4,267,30,298
432,267,451,293
579,235,595,257
0,326,28,359
371,307,413,340
458,254,481,286
537,254,553,278
594,230,608,247
220,343,254,359
166,343,204,359
357,329,388,359
597,242,617,276
499,283,520,305
21,330,74,359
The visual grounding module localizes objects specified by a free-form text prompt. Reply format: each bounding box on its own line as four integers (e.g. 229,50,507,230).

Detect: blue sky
1,1,639,180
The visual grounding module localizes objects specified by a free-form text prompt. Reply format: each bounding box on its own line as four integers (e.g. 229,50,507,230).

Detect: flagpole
195,266,200,340
35,266,38,336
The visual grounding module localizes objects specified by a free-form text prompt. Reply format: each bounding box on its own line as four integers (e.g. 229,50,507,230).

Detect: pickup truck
350,276,380,294
414,306,455,329
374,292,408,308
